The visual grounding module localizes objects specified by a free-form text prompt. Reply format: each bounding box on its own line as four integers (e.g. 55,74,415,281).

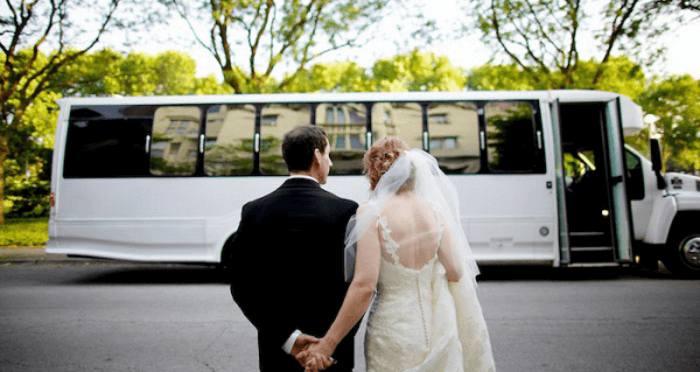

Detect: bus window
316,103,367,175
372,103,423,150
484,102,539,172
625,149,644,200
64,113,152,178
151,106,201,176
259,104,312,175
427,102,480,174
204,105,255,176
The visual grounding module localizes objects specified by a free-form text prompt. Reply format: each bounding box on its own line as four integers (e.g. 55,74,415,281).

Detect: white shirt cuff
282,329,302,354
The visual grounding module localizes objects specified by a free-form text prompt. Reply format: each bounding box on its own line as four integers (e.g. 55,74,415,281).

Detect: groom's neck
289,170,319,182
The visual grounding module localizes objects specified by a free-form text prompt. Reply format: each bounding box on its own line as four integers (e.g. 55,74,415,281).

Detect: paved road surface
0,262,698,371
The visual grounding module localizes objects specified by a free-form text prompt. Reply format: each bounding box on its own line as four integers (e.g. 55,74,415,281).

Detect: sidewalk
0,246,75,263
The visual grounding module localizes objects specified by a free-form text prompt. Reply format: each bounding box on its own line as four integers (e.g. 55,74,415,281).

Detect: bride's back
379,192,442,270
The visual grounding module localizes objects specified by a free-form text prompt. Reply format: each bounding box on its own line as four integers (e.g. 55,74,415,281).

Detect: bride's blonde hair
363,137,415,191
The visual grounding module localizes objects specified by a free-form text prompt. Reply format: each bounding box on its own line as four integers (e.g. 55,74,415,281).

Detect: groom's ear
312,148,322,164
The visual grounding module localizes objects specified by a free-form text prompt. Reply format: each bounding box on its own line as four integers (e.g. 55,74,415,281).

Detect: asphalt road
0,262,698,372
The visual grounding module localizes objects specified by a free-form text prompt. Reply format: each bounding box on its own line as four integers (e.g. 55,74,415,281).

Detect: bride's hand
304,353,332,372
302,337,337,371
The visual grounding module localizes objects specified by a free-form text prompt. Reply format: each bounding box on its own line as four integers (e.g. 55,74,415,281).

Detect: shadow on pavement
66,264,230,285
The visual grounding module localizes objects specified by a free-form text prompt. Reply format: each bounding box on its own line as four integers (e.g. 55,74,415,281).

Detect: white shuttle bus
46,91,700,277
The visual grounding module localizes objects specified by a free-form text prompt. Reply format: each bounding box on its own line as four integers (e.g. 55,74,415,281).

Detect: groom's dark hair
282,125,328,172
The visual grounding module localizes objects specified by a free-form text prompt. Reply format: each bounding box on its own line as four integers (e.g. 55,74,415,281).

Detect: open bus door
605,98,634,263
553,98,634,266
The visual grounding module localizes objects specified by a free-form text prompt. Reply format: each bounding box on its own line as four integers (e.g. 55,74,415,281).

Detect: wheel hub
681,236,700,269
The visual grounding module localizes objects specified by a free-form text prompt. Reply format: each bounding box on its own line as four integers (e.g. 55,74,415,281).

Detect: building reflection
149,102,486,176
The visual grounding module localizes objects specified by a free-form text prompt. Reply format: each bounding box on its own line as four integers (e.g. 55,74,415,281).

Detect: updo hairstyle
363,136,415,191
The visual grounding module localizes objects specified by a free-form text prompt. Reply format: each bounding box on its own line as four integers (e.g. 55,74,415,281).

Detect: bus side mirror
650,138,667,189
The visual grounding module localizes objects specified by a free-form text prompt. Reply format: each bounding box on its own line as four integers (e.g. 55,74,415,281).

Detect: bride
298,137,496,372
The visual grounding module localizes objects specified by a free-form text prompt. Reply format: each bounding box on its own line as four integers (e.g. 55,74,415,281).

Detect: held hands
291,333,320,357
296,337,337,372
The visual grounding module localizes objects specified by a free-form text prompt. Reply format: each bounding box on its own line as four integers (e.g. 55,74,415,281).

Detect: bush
0,218,48,247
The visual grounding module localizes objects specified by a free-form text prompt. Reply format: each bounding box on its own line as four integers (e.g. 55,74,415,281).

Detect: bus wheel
662,230,700,278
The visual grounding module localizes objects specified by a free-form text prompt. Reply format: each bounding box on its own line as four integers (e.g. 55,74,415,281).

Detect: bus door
550,100,570,265
604,98,633,263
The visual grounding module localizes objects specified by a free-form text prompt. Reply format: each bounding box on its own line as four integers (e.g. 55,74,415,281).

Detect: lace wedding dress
363,198,496,372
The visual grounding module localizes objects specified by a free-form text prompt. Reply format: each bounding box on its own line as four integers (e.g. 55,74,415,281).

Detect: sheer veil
343,149,480,287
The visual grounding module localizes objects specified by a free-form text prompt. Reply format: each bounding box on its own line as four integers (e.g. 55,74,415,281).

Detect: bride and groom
229,126,496,372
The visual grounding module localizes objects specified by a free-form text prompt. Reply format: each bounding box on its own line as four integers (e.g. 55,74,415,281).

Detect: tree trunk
0,133,7,225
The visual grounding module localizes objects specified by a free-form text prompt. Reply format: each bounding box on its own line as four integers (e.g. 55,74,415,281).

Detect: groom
229,126,359,371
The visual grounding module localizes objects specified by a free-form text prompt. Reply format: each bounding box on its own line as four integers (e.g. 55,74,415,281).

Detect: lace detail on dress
377,215,401,264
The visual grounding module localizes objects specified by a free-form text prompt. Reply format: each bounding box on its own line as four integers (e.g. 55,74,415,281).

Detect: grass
0,217,48,247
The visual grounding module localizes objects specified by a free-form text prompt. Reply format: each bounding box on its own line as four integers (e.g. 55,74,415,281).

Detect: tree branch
248,0,273,81
171,0,217,56
264,0,315,77
594,0,640,83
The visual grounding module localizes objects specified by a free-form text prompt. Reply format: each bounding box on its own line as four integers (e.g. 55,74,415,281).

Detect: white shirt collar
288,174,319,183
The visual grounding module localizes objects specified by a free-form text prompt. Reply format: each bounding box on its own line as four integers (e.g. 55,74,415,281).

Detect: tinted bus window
64,117,151,178
372,103,423,150
625,149,644,200
427,102,480,174
150,106,201,176
204,105,255,176
259,104,312,175
317,103,367,175
485,102,539,172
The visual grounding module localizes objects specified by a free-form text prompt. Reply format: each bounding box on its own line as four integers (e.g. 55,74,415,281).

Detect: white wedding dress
342,149,496,372
363,196,496,372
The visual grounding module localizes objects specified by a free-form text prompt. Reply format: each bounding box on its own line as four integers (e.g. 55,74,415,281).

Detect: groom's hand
292,333,319,365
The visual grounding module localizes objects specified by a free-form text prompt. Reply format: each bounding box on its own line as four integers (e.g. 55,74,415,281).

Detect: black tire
662,229,700,278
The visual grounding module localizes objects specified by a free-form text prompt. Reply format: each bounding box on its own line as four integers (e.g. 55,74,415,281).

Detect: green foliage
371,50,466,92
53,49,232,96
638,75,700,172
467,56,647,98
282,62,372,92
283,50,466,93
0,218,48,247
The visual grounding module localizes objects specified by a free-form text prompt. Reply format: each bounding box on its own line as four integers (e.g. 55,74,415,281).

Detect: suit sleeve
229,203,297,346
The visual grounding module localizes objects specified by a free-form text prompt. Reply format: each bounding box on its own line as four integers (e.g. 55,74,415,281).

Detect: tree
0,0,124,224
638,75,700,173
166,0,387,93
469,0,697,88
370,49,466,92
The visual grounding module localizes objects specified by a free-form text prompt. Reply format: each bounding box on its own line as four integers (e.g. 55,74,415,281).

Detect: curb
0,247,78,263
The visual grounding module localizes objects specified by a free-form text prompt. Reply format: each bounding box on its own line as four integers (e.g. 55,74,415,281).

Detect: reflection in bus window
427,103,480,174
372,103,423,150
317,103,367,175
204,105,255,176
485,102,538,172
151,106,201,176
260,104,311,175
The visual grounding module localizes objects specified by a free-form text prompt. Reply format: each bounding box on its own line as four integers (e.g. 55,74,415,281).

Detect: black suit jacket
230,178,359,372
